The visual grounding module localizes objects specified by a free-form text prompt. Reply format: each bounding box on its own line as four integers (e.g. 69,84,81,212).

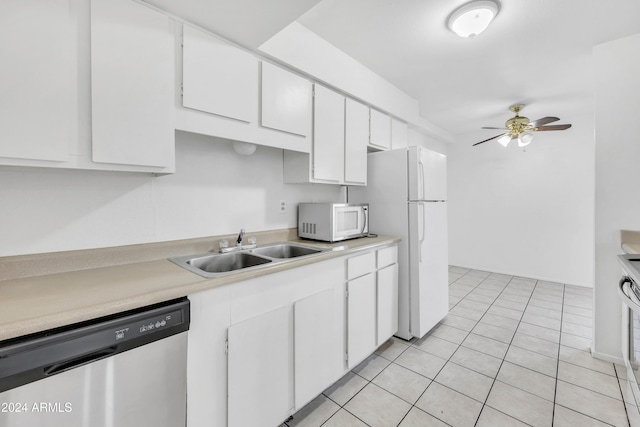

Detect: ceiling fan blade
536,124,572,131
481,126,506,130
472,133,506,146
529,116,560,128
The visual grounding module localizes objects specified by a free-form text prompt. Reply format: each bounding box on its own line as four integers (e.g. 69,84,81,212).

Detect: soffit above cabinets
141,0,322,49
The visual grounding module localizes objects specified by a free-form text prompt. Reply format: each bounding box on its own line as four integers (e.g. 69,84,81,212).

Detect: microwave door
334,206,364,239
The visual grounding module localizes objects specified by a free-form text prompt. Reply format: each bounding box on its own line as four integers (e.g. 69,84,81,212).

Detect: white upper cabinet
182,26,258,123
369,109,392,150
344,99,369,185
260,62,312,137
0,0,71,163
284,88,368,186
391,118,409,149
313,85,345,183
91,0,174,169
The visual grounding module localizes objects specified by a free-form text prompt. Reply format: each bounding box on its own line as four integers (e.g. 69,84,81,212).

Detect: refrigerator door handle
419,203,425,262
418,161,425,200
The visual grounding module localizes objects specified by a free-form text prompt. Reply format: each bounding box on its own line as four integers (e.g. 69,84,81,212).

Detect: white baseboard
591,349,624,366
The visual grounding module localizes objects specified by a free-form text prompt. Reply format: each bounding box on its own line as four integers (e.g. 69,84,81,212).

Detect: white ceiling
143,0,323,48
144,0,640,143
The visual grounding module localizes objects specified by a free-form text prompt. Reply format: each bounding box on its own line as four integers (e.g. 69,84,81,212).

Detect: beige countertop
621,230,640,255
0,231,399,341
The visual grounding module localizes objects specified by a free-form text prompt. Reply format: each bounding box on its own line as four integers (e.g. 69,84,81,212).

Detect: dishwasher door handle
44,346,117,376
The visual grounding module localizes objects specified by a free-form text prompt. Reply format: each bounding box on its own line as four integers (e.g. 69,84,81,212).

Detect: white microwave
298,203,369,242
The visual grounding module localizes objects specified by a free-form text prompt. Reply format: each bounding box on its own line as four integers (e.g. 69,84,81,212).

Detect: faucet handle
219,239,229,250
247,236,256,245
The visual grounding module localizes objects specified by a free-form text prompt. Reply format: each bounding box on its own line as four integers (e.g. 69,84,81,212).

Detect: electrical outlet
279,200,286,214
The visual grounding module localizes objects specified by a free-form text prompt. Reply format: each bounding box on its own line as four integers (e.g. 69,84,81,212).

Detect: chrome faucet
219,229,255,253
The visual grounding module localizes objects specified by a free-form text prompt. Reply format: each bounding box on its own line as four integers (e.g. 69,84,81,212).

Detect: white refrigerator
349,146,448,340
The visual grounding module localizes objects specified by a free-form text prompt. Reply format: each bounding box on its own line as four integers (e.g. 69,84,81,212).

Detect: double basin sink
169,242,328,278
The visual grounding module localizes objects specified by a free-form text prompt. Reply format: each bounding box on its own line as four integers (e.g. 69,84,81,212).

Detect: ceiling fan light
447,1,499,38
518,131,534,147
497,134,511,147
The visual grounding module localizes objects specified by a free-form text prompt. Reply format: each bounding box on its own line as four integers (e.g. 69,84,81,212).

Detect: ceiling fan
473,104,572,147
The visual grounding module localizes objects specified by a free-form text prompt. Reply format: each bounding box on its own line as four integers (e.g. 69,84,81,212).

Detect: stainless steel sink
169,242,328,278
188,252,272,273
170,252,272,278
250,243,322,259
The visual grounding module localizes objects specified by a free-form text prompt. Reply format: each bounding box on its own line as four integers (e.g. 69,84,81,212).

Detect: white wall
593,33,640,360
447,112,595,287
0,131,342,257
408,127,448,155
258,22,453,144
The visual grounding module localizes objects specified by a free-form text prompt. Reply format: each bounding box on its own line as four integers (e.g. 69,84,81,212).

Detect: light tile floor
283,266,631,427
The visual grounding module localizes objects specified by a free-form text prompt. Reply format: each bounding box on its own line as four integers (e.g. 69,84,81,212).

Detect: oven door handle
619,276,640,312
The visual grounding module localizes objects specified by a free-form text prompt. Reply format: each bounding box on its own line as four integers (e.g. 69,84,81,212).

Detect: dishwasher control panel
115,308,185,342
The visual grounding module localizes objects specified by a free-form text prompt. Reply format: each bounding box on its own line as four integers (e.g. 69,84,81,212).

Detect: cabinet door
0,0,71,162
313,85,345,182
260,62,311,137
182,25,257,123
348,273,377,369
187,287,231,427
91,0,174,168
391,118,409,149
228,305,291,427
345,99,368,185
377,263,399,345
294,289,340,408
369,109,391,150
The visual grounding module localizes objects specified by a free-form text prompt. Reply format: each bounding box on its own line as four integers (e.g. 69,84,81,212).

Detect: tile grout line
550,282,565,425
613,366,632,427
472,273,539,427
395,268,490,427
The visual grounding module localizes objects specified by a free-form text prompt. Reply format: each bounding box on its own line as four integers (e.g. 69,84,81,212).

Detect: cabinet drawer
347,252,375,280
377,246,398,269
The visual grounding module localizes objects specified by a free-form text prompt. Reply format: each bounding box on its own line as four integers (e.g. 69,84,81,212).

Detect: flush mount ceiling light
447,0,500,38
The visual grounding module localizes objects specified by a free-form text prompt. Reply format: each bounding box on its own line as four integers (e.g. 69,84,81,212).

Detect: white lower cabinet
346,245,399,368
187,244,398,427
228,305,291,427
377,263,399,345
186,286,230,427
294,289,342,408
347,273,377,369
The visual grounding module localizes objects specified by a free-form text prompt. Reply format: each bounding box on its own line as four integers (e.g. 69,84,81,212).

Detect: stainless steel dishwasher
0,298,190,427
